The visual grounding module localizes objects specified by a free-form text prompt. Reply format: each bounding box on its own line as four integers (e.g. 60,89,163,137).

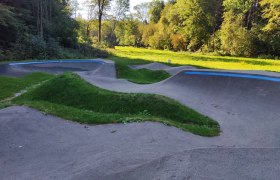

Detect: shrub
46,37,63,59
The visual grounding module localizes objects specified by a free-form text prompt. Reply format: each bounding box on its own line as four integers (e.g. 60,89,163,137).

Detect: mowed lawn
111,46,280,72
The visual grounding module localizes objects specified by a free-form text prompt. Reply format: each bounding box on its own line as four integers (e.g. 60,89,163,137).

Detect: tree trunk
86,23,90,38
40,0,43,37
98,14,102,42
49,0,52,23
37,1,40,34
213,31,215,52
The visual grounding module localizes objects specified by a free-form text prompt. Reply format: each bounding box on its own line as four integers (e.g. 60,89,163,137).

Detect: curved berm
0,59,106,76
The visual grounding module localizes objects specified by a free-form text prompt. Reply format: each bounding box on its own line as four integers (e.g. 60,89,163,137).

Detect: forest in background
0,0,108,60
0,0,279,61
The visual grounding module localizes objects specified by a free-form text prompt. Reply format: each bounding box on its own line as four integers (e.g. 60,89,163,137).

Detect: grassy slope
111,46,280,72
0,73,54,101
14,73,220,136
109,55,171,84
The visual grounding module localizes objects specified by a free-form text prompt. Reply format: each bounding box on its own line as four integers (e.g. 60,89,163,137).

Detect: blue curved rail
184,71,280,82
9,59,105,66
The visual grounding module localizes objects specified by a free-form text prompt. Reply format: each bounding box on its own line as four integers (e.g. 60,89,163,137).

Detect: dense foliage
0,0,107,61
80,0,279,57
1,0,279,59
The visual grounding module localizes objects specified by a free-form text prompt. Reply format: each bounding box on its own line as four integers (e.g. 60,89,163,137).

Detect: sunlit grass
110,46,280,72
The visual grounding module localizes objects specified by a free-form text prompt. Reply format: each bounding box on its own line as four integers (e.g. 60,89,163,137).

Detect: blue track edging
184,71,280,82
9,59,105,66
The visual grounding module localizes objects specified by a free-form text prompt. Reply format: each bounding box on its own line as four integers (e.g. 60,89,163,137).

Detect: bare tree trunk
97,0,106,43
86,23,90,38
98,14,102,42
40,0,43,37
45,0,48,21
49,0,52,23
37,1,40,35
213,31,215,52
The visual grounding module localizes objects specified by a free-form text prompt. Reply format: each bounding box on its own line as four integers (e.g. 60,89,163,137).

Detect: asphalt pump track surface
1,60,280,179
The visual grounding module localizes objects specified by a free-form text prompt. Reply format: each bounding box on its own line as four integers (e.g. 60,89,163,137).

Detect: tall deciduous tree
112,0,129,21
148,0,165,23
133,2,149,23
220,0,255,56
70,0,79,19
110,0,130,32
175,0,221,51
89,0,111,42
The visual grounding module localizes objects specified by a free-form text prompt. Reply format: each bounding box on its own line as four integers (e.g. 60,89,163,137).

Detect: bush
11,33,46,60
46,37,63,59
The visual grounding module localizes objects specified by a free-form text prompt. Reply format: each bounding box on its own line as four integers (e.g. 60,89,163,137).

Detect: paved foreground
1,60,280,179
1,106,280,180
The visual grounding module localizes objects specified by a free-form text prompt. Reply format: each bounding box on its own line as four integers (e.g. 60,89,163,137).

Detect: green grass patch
109,55,171,84
110,46,280,72
14,73,220,136
0,73,54,101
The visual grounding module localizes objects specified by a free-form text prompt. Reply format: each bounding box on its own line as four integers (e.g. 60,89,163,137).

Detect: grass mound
110,56,171,84
0,73,54,101
14,73,220,136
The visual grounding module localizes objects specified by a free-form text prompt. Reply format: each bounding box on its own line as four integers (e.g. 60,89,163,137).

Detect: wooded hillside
0,0,107,60
0,0,279,60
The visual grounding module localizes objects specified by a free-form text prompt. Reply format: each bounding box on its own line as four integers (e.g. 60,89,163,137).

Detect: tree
175,0,220,51
260,0,280,32
223,0,254,13
70,0,80,19
133,2,149,23
259,0,280,55
140,23,156,46
0,0,80,59
115,19,141,46
0,3,16,27
112,0,130,21
220,0,255,56
148,0,165,23
220,11,252,56
110,0,130,33
89,0,112,42
223,0,258,29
